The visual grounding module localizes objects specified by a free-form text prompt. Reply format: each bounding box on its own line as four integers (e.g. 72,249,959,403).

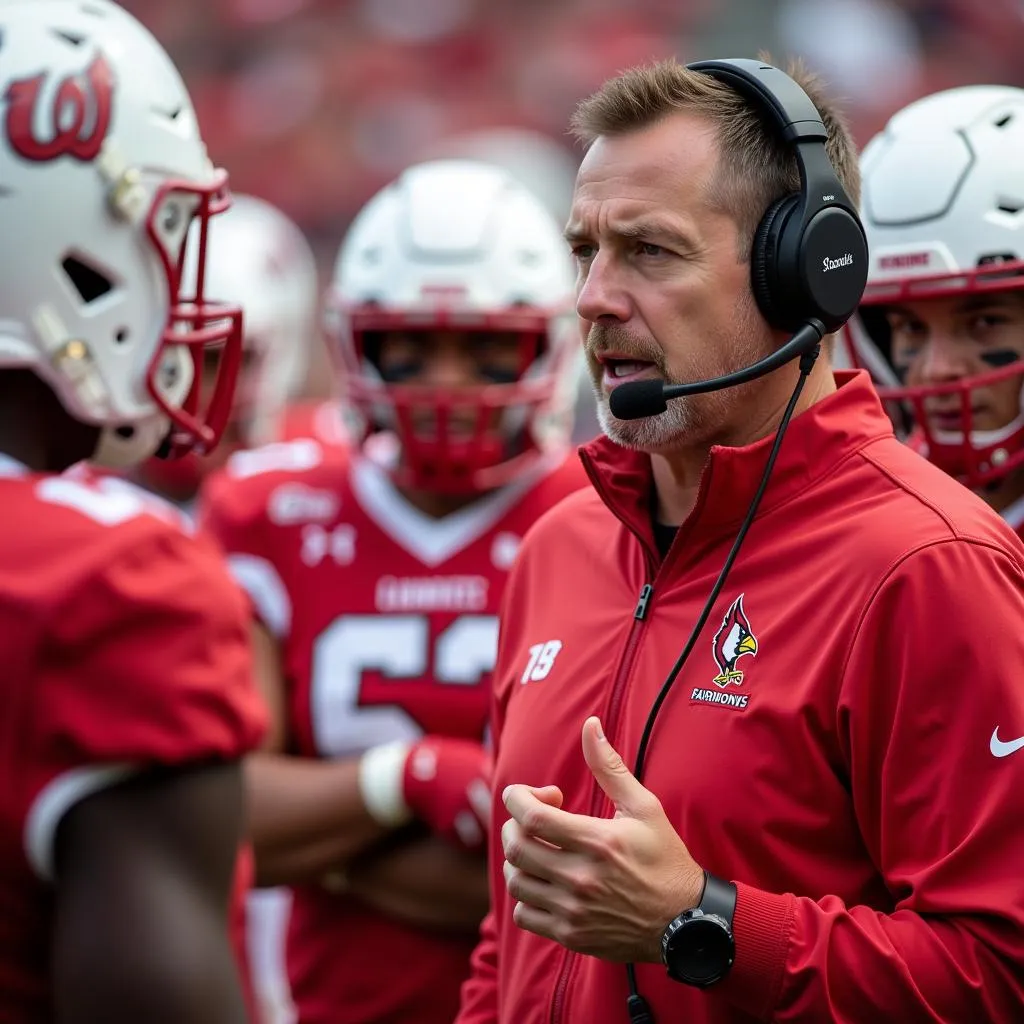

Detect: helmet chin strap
929,377,1024,449
930,412,1024,449
135,447,205,504
91,415,172,469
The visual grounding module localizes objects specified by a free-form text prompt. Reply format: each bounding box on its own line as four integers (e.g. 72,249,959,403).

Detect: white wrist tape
358,740,414,827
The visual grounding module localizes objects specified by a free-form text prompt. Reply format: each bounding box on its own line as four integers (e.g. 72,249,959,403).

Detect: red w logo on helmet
5,54,114,163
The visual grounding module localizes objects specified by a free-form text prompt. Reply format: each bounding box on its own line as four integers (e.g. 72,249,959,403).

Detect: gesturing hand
501,716,705,963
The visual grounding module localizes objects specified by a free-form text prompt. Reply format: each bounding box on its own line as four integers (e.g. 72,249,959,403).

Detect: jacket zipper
549,581,655,1024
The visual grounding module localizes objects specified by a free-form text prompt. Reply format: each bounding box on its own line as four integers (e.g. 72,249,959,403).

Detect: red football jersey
66,462,270,1022
0,455,267,1023
64,460,194,528
199,438,587,1024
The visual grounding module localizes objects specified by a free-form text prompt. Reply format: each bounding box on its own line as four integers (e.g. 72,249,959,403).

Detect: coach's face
567,110,773,452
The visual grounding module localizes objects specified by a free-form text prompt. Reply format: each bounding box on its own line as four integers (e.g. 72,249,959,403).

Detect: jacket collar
578,370,894,555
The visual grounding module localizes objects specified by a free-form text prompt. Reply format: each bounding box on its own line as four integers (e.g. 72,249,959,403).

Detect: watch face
675,916,734,986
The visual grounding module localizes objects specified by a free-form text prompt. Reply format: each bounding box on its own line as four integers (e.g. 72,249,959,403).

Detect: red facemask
843,261,1024,489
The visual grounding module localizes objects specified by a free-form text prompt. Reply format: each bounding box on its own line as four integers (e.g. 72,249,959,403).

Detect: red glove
358,737,492,851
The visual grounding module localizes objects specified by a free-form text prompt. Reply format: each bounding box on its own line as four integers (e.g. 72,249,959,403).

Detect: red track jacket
457,370,1024,1024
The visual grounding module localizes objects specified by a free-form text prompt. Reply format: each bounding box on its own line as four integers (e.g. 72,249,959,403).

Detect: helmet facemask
338,308,576,495
145,173,243,458
846,262,1024,489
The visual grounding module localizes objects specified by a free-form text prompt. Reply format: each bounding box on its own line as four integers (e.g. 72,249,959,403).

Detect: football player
107,192,329,1023
844,85,1024,532
128,193,333,1024
134,191,333,510
199,158,588,1024
0,2,266,1021
126,194,329,1023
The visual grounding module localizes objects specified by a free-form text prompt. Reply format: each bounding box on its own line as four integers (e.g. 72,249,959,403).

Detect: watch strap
698,871,737,927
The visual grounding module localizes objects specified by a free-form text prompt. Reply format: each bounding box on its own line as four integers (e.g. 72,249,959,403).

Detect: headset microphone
609,319,826,421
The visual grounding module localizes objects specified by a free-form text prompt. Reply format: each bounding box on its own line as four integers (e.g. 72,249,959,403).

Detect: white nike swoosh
990,728,1024,758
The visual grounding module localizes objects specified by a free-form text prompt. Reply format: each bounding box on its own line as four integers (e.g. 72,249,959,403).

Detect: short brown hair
569,57,860,258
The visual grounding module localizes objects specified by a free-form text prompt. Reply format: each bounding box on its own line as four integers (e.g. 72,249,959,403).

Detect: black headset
688,57,868,334
618,61,868,1024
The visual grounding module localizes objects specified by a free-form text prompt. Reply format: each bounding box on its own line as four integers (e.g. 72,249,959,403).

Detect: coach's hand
501,716,704,963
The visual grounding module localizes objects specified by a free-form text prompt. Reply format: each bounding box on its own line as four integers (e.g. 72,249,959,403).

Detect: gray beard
594,382,702,452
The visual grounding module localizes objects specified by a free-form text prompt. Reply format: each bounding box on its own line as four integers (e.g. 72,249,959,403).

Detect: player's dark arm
244,620,390,885
346,833,490,934
51,761,248,1024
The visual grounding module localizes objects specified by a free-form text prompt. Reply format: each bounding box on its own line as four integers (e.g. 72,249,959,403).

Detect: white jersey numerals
309,613,498,756
37,477,147,526
521,639,562,683
227,439,322,480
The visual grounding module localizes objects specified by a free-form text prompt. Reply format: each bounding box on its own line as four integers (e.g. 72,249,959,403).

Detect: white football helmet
324,158,578,495
843,85,1024,487
416,127,579,224
0,0,242,468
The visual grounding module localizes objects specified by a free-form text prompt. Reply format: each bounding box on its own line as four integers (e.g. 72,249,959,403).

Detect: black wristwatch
660,871,737,987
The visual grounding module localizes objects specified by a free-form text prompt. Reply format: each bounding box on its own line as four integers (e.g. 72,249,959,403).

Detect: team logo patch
268,482,339,526
5,54,114,163
691,594,758,710
490,531,521,570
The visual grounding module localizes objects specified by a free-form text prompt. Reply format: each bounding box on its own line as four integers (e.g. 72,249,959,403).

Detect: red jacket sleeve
722,537,1024,1022
457,910,500,1024
456,675,506,1023
455,569,528,1024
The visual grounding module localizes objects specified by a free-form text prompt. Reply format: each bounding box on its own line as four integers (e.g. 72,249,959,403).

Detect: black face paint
979,348,1021,369
480,367,518,385
364,329,527,386
379,361,424,384
892,361,910,384
378,362,518,385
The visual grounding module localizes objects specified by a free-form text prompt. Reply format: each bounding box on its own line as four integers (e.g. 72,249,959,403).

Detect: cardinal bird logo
711,594,758,687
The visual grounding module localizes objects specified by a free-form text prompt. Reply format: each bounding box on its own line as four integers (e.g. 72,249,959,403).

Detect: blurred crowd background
120,0,1024,394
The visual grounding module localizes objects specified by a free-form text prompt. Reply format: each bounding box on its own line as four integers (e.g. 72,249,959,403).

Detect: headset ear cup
750,194,799,330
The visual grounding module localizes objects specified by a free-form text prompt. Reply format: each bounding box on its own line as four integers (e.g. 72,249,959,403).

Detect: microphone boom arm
609,318,825,420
